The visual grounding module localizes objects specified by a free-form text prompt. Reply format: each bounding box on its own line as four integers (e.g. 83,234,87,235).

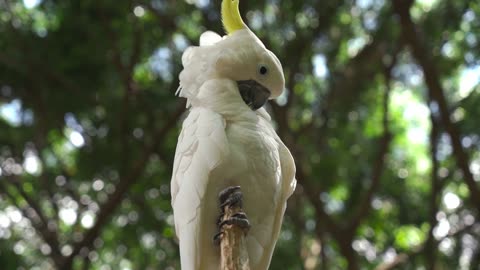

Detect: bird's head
213,0,285,110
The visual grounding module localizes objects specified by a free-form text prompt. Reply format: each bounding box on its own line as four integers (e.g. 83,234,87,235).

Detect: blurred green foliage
0,0,480,269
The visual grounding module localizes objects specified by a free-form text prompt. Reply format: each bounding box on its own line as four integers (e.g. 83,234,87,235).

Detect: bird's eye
259,66,268,75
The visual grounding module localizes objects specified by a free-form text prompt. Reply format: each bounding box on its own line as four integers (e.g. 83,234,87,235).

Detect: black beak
237,80,271,110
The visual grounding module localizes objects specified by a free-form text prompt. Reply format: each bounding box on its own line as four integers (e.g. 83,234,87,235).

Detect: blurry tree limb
143,1,218,42
272,26,398,270
268,0,346,235
0,52,82,94
130,195,178,247
295,161,359,270
425,115,441,270
60,101,185,269
348,57,396,231
0,53,25,75
98,9,144,174
319,230,328,270
82,256,91,270
143,2,177,30
347,110,391,231
2,176,59,241
22,87,61,223
104,16,142,94
52,10,180,267
41,146,85,219
393,0,480,209
271,1,343,143
0,178,63,267
375,253,409,270
56,7,184,267
283,1,343,109
40,172,60,222
471,244,480,270
268,0,345,245
285,192,312,268
375,221,477,270
1,1,81,96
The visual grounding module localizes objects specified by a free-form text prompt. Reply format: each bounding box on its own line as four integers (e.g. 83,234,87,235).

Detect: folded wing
171,106,229,270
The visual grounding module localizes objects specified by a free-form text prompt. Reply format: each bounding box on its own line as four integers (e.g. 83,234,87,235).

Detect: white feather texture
171,29,296,270
199,31,223,46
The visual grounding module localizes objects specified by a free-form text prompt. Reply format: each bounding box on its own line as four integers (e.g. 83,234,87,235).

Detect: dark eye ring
259,66,268,75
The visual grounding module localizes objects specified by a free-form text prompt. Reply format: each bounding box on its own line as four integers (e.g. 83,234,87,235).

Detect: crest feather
221,0,247,35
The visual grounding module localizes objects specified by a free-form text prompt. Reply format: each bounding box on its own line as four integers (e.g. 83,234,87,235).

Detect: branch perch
218,186,251,270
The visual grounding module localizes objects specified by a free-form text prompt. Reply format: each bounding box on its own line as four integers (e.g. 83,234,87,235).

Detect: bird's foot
218,186,243,209
214,212,251,245
213,186,250,245
219,212,251,229
213,231,223,246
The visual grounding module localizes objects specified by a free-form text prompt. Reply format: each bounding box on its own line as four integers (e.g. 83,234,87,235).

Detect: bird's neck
191,79,255,120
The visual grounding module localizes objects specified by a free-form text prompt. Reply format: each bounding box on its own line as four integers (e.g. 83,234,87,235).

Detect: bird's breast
206,115,285,269
224,119,280,185
215,117,282,215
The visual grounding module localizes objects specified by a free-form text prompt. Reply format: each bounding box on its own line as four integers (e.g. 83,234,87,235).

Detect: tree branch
425,114,442,270
348,122,391,231
470,243,480,270
60,101,185,269
219,187,251,270
348,60,395,231
375,220,477,270
392,0,480,209
271,14,399,270
0,177,63,267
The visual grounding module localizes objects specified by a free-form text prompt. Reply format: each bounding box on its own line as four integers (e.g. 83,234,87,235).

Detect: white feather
199,31,223,46
171,105,229,270
171,79,296,270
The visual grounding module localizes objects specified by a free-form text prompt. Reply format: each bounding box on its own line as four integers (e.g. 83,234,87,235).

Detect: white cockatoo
171,0,296,269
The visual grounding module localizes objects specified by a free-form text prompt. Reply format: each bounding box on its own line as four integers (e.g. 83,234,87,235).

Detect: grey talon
220,193,243,209
213,231,224,245
231,212,248,220
219,216,251,230
219,186,242,204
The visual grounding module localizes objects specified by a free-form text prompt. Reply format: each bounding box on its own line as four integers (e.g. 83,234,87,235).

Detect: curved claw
219,186,244,209
219,212,251,230
219,186,241,204
213,231,224,245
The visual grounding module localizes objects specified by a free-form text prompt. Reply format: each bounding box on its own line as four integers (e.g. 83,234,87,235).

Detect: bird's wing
251,113,297,270
256,139,296,269
272,140,296,239
171,105,229,270
279,142,297,200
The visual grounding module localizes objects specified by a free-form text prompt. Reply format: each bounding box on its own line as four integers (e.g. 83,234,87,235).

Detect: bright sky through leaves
22,0,41,9
459,65,480,98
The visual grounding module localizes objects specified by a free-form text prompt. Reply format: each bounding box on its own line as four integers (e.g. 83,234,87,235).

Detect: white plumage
171,10,296,270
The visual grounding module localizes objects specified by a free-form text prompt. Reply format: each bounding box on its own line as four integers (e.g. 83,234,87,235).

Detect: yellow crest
221,0,247,35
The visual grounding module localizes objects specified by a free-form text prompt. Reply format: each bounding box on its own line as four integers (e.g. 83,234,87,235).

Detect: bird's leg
213,186,250,245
